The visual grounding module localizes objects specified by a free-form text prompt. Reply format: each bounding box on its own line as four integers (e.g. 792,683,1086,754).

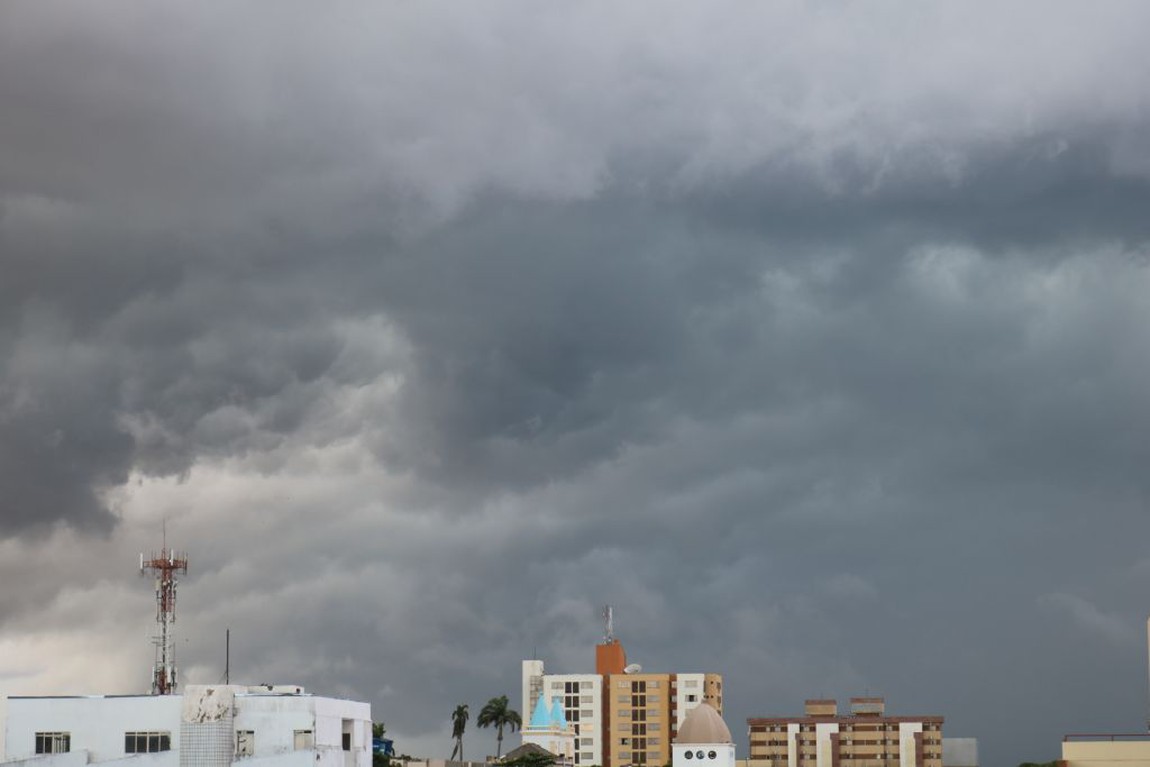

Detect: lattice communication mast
139,546,189,695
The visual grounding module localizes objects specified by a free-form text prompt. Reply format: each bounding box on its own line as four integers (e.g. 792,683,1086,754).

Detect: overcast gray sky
2,1,1150,764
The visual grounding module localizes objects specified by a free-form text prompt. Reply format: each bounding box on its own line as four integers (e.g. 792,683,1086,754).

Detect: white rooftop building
2,685,371,767
672,704,734,767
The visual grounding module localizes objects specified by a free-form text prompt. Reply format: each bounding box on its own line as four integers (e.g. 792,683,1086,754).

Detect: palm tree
450,704,469,762
477,695,521,759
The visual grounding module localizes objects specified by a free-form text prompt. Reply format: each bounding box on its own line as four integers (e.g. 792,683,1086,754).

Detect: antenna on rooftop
139,536,189,695
603,605,615,644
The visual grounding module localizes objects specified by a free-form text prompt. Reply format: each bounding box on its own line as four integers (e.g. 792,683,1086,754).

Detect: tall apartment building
747,698,942,767
522,637,722,767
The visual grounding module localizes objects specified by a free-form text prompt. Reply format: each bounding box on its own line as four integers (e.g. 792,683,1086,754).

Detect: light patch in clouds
1039,593,1137,648
821,574,880,601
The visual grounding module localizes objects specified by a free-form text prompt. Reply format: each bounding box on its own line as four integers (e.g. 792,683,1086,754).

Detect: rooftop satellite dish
624,663,642,674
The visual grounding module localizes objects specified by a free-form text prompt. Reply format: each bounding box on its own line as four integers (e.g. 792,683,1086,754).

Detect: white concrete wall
237,751,313,767
814,723,838,767
4,691,369,767
898,722,923,767
674,675,704,731
786,724,799,767
5,696,184,762
99,753,175,767
521,661,545,733
232,693,370,767
312,696,370,767
672,742,735,767
0,750,95,767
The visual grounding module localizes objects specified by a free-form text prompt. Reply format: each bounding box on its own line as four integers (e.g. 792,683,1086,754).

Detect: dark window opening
125,732,171,753
35,733,70,754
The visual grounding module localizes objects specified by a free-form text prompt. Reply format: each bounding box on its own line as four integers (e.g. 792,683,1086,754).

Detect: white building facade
521,662,602,767
3,685,371,767
519,693,575,766
672,704,734,767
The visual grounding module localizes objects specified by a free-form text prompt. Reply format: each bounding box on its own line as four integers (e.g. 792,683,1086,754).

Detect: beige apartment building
605,671,723,767
748,698,942,767
522,633,722,767
1060,734,1150,767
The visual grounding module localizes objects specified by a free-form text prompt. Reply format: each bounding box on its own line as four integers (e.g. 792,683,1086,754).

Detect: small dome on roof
675,703,731,745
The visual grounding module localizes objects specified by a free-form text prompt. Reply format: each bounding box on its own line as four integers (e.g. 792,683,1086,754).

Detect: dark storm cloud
2,1,1150,764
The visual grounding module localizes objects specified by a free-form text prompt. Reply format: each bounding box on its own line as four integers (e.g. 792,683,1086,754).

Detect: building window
342,719,354,752
580,753,593,761
125,732,171,753
294,731,315,750
580,710,594,719
35,733,70,754
236,731,255,757
686,694,697,703
581,695,594,705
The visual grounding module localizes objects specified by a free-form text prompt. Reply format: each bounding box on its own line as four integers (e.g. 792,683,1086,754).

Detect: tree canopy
477,695,522,758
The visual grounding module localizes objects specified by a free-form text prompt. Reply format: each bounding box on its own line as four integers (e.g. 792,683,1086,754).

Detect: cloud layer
2,1,1150,764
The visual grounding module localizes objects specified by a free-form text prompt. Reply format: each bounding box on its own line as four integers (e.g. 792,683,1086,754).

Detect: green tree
477,695,521,758
450,704,469,762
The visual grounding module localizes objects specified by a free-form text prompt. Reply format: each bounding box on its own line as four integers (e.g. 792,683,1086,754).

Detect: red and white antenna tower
139,538,189,695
